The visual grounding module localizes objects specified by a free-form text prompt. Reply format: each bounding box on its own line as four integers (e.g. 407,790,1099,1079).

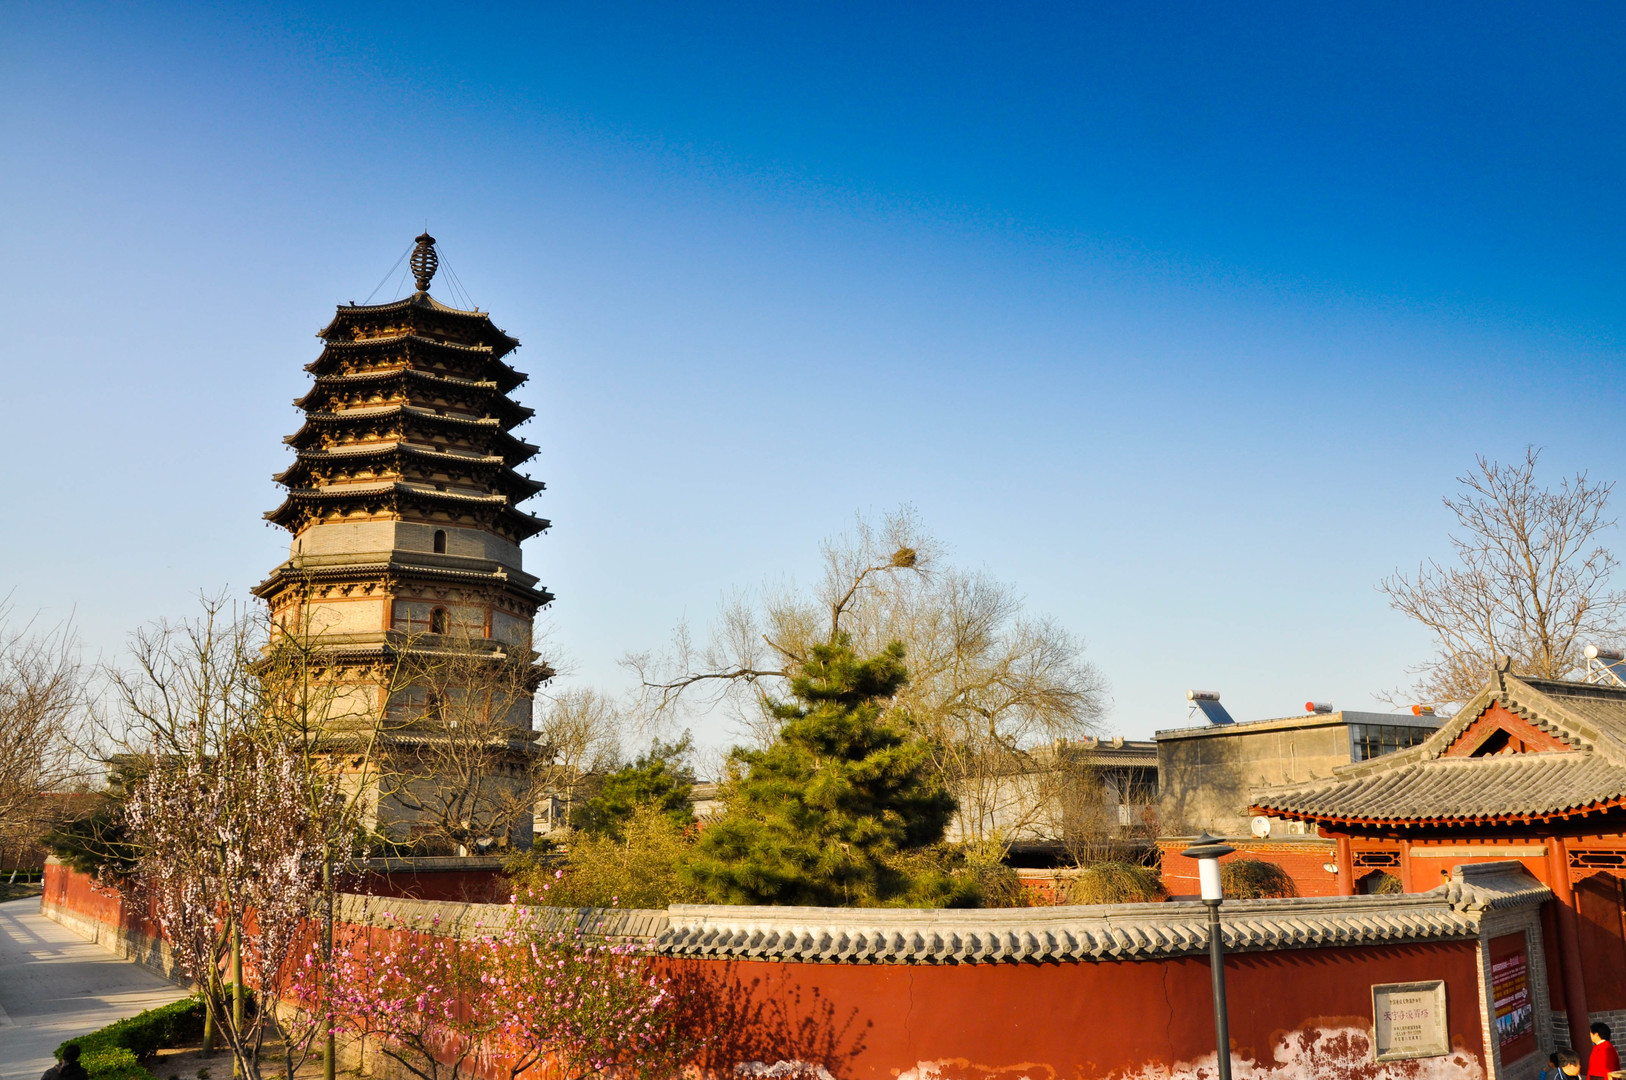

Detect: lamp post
1183,832,1236,1080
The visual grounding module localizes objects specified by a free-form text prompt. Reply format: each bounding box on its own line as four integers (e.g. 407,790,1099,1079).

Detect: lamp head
1181,832,1236,902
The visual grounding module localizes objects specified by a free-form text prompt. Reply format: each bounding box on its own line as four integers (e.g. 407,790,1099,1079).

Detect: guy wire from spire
363,243,414,305
438,248,477,311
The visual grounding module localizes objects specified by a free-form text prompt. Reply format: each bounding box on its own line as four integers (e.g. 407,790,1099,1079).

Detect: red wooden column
1399,839,1414,892
1334,835,1355,896
1548,836,1591,1049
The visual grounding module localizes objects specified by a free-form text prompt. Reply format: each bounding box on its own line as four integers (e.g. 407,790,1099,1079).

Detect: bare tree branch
1380,447,1626,706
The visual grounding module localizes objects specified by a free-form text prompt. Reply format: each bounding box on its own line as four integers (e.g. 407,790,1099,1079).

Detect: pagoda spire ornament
410,232,439,293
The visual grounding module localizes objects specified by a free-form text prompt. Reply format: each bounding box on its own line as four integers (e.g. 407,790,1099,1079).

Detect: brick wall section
1159,837,1340,897
1479,906,1552,1080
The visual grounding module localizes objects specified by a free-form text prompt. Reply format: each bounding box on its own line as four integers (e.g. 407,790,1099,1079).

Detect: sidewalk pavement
0,897,186,1080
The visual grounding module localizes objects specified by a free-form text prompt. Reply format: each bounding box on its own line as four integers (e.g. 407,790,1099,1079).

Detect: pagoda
254,233,552,845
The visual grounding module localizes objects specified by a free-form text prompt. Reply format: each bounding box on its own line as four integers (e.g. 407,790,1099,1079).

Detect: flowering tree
125,733,328,1080
492,907,693,1080
328,891,699,1080
325,906,506,1080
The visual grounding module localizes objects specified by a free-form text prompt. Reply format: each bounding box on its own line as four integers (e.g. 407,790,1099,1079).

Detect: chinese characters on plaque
1371,981,1450,1062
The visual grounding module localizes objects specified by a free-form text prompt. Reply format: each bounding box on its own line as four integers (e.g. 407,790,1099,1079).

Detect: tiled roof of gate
336,862,1545,965
1252,672,1626,825
1251,751,1626,824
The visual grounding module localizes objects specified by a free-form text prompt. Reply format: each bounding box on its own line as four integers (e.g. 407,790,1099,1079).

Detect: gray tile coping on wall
335,861,1549,966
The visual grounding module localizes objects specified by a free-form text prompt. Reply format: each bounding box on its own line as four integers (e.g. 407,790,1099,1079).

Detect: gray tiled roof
1252,752,1626,823
335,862,1544,964
1252,672,1626,824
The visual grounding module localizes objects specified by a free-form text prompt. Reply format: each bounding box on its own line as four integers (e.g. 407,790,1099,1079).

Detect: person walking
39,1044,89,1080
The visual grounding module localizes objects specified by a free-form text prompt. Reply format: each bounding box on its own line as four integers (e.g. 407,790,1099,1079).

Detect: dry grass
1219,858,1299,899
1064,862,1165,905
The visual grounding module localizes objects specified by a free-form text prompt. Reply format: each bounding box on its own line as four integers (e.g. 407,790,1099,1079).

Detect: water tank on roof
1186,690,1236,726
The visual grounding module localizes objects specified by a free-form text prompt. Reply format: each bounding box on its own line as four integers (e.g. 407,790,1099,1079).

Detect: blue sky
2,3,1623,746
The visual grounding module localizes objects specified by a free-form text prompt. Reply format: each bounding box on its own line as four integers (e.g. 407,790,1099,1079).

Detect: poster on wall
1492,949,1534,1046
1371,981,1451,1062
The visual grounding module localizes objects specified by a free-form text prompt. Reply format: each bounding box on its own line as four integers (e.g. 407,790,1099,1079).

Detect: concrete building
1154,693,1440,897
1157,695,1440,840
943,737,1158,855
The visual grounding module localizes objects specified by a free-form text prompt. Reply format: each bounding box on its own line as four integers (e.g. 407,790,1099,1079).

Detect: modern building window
1349,724,1432,762
433,529,446,553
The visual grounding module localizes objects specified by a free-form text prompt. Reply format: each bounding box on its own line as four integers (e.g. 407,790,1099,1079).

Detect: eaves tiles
336,861,1545,965
1251,670,1626,826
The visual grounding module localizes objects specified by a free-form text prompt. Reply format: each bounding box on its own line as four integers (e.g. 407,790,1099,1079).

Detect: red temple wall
42,862,1492,1080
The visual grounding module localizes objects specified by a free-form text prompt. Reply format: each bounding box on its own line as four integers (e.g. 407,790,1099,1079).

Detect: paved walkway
0,897,186,1080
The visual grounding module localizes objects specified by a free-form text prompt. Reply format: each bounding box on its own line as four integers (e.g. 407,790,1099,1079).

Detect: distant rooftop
1156,707,1441,742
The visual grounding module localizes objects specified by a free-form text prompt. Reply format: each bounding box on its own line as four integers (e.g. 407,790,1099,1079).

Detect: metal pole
324,853,336,1080
1206,898,1232,1080
231,921,243,1079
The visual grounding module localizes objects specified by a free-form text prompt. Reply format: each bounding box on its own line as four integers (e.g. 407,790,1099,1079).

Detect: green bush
56,996,204,1080
74,1046,149,1080
515,804,707,909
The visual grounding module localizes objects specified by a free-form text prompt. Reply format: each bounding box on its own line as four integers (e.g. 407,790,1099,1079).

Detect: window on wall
430,607,448,634
433,529,446,553
1349,724,1433,762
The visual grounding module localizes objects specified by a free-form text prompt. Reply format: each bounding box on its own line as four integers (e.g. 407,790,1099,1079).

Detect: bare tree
1381,448,1626,706
97,594,261,760
531,687,623,834
624,508,1108,847
381,630,553,855
0,604,84,861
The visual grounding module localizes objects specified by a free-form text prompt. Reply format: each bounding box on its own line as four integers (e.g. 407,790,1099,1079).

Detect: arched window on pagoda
433,529,447,553
430,607,448,635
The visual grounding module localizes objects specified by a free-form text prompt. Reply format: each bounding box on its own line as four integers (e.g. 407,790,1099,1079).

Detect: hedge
55,996,204,1080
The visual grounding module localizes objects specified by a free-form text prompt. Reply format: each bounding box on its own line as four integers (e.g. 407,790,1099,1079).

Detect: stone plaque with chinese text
1372,981,1450,1062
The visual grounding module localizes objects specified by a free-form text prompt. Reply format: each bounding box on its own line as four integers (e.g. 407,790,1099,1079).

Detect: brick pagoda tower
255,233,551,846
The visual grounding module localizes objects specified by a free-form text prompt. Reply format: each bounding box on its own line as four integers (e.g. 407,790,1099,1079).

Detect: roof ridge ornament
410,232,439,293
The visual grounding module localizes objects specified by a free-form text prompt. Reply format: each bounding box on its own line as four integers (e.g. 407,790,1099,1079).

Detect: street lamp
1183,832,1236,1080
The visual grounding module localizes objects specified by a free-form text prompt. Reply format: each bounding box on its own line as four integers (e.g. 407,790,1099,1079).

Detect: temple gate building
254,233,552,850
1251,662,1626,1052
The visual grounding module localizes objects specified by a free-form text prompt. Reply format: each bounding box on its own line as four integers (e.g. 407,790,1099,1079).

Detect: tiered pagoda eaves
255,233,552,669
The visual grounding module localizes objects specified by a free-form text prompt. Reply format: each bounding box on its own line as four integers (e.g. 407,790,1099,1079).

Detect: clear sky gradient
3,3,1623,747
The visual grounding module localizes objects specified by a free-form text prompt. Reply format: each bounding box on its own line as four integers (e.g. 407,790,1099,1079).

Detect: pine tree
682,636,957,906
571,734,697,839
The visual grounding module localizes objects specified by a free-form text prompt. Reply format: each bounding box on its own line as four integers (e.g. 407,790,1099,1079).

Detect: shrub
948,841,1027,908
1065,861,1165,905
57,997,204,1080
516,804,706,908
1220,858,1299,899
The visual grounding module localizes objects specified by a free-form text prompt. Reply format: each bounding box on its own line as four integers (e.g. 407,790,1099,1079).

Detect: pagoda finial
410,232,439,293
